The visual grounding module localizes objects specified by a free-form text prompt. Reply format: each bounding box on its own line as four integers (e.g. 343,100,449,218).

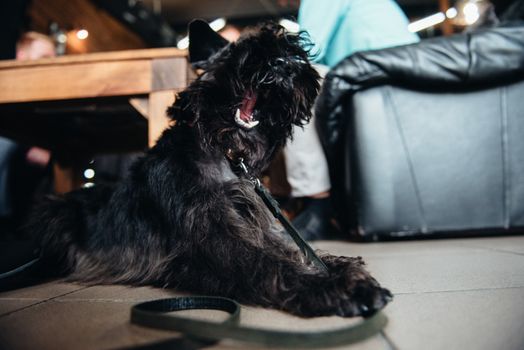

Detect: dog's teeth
234,108,259,129
245,119,259,128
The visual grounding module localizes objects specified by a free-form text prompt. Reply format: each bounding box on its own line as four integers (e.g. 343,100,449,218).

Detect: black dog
29,20,392,317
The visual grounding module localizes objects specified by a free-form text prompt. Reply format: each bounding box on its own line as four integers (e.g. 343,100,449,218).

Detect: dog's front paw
336,279,393,317
322,256,393,317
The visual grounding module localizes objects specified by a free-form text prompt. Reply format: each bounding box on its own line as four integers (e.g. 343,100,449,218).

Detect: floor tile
0,300,177,350
212,335,389,350
0,280,86,300
0,299,40,316
383,288,524,350
459,236,524,255
315,239,487,258
317,239,524,295
209,306,390,350
57,284,185,301
365,250,524,294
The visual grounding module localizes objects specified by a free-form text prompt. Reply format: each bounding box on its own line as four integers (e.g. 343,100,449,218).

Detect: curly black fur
28,20,392,317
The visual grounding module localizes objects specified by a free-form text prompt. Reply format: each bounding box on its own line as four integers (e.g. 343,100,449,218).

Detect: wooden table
0,48,194,193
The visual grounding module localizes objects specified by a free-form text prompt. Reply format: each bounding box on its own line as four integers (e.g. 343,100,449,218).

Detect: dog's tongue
240,91,257,122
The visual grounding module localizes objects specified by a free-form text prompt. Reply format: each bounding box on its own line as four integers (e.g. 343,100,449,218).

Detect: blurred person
0,31,55,235
16,31,56,60
284,0,419,240
0,0,22,234
0,1,55,281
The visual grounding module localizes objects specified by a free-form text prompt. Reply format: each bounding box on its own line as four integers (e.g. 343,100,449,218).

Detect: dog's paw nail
383,290,394,302
359,304,370,315
359,303,378,318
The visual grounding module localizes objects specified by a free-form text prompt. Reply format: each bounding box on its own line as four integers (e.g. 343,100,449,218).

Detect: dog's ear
188,19,229,69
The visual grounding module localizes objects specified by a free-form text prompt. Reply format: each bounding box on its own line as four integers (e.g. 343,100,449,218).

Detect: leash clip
237,157,261,187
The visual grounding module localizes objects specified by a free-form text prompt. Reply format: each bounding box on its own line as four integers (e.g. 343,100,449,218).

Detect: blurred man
285,0,419,239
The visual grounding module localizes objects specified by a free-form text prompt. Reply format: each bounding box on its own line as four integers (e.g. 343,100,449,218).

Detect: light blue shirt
298,0,420,67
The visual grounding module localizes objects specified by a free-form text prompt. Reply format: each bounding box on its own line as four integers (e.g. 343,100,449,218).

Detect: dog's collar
225,148,241,163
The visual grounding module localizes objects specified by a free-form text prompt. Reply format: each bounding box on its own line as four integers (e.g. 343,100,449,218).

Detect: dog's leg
171,231,391,317
233,243,392,318
277,253,393,318
169,182,392,318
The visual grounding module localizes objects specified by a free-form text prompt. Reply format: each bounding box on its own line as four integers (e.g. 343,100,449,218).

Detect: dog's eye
291,56,307,64
270,58,287,68
272,56,306,67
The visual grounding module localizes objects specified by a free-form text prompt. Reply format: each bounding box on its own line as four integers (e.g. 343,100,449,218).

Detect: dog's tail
26,185,112,277
27,195,80,275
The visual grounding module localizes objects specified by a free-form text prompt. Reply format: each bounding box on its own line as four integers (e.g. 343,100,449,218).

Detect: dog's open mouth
235,91,259,129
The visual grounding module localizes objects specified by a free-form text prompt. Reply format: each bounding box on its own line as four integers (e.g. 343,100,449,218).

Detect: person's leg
284,118,335,240
284,116,331,199
0,137,18,219
285,64,331,199
283,64,335,240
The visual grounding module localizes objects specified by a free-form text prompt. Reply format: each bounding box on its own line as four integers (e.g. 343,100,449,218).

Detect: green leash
131,296,387,348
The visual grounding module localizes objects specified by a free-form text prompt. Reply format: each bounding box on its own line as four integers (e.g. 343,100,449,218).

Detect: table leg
53,162,83,194
148,90,175,147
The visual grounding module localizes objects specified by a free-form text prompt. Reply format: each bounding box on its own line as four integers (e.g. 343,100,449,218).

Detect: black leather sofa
315,24,524,240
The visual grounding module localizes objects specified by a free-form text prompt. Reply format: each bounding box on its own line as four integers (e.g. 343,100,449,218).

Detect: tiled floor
1,236,523,350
